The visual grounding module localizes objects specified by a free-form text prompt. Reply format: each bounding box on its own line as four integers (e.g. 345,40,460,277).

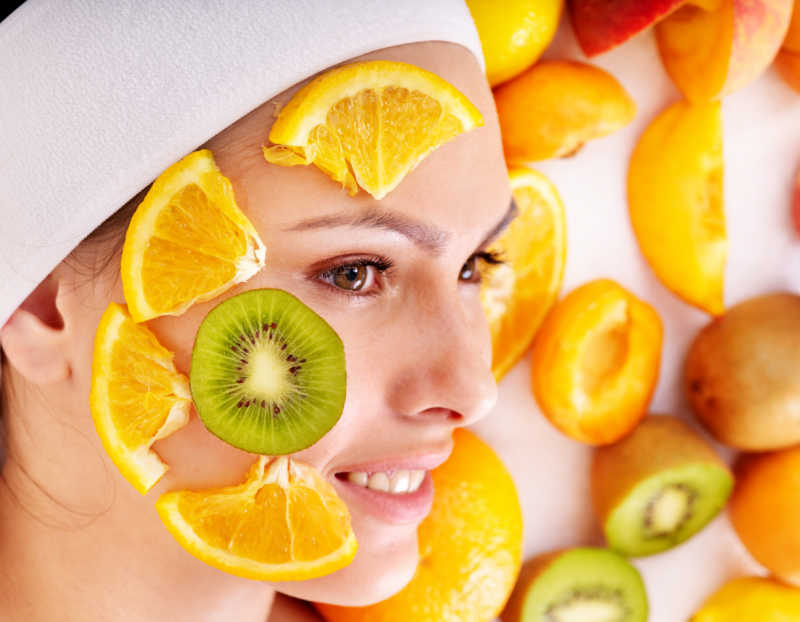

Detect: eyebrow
284,198,518,254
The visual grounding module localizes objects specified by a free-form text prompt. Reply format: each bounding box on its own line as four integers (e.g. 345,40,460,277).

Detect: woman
0,2,513,619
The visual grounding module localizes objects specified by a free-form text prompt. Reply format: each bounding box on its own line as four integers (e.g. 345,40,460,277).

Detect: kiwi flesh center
546,588,629,622
231,322,306,413
643,483,696,538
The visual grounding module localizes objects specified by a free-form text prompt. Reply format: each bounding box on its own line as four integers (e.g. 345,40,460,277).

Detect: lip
330,446,453,525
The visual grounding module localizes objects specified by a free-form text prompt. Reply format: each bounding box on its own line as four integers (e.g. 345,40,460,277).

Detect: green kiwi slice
591,415,733,557
190,288,346,454
502,548,648,622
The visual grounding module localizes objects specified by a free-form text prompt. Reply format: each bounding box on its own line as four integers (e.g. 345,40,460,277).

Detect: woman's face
71,41,511,606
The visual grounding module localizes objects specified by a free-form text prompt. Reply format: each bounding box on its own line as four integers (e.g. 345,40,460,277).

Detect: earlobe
0,275,71,385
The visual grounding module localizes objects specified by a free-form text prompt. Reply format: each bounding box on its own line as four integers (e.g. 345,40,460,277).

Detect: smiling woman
0,2,513,621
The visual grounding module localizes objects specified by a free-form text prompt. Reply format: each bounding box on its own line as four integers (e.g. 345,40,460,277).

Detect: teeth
346,469,426,494
367,472,390,492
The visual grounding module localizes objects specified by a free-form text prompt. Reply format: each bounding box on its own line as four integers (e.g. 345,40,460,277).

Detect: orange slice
89,302,191,494
156,456,357,581
263,60,483,200
480,167,566,381
121,149,266,322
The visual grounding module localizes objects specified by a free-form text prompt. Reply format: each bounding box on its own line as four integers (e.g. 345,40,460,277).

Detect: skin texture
0,41,511,621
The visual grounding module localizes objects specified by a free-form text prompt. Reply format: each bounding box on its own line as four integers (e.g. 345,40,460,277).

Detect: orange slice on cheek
530,279,663,445
156,456,357,581
121,149,266,323
89,303,191,494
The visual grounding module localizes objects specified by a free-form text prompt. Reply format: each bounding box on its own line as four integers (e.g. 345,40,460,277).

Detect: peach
729,447,800,586
530,279,663,445
656,0,793,101
494,60,635,162
568,0,687,57
776,48,800,92
627,100,726,315
690,577,800,621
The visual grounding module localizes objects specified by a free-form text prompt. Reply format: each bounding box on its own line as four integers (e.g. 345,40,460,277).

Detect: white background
472,14,800,622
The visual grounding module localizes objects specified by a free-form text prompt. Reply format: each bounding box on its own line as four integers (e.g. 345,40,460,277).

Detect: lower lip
333,472,435,525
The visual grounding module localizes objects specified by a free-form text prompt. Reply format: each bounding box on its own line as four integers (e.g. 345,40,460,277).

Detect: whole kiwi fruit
685,292,800,451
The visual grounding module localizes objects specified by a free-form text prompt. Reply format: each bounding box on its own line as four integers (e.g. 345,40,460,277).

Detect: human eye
316,255,394,295
459,249,506,284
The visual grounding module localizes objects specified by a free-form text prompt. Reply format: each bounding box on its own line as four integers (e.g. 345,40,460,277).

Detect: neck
0,458,275,621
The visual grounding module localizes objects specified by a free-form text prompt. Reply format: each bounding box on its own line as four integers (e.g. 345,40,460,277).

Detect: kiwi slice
501,547,648,622
190,288,346,454
591,415,733,557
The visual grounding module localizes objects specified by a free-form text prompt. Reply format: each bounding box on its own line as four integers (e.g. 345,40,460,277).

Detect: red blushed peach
568,0,687,56
656,0,793,101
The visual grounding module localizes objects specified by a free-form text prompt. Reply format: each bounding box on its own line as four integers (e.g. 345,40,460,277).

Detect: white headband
0,0,484,328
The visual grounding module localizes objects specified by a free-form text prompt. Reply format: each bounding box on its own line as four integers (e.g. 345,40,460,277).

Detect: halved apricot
776,48,800,93
729,447,800,586
481,167,567,381
494,60,636,162
530,279,663,445
656,0,793,101
628,99,726,315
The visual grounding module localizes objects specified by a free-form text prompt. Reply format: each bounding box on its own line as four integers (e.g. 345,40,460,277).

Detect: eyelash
316,250,507,297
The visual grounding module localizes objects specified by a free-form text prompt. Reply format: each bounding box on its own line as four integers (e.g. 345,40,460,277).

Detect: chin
270,519,419,606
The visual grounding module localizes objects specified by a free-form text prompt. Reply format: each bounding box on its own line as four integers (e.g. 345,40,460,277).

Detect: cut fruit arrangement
466,2,800,621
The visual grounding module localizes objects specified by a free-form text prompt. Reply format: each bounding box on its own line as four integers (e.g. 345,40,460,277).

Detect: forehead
204,41,510,243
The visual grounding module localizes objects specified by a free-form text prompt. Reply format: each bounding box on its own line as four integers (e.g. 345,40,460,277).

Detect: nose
386,288,498,428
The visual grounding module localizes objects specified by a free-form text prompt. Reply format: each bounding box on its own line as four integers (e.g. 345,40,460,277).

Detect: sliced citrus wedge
480,167,566,381
156,456,357,581
89,302,191,494
121,149,266,322
263,60,483,200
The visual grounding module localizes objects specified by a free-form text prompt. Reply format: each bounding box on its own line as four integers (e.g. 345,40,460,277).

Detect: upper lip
332,444,453,476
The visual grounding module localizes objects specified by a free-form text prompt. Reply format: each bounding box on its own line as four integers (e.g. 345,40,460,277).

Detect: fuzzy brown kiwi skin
500,551,563,622
591,415,730,539
684,292,800,451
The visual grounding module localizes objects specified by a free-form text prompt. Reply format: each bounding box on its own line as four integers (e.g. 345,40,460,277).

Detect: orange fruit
315,428,523,622
89,302,191,494
466,0,565,86
627,100,726,315
689,576,800,621
481,167,566,381
263,60,483,200
156,455,357,581
729,447,800,586
121,149,266,323
495,60,636,162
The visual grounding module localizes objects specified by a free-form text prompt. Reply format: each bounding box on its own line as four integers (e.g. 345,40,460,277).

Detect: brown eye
332,264,369,291
459,255,479,283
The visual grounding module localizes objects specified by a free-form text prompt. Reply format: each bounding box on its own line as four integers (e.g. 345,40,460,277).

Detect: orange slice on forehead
156,456,357,581
480,167,566,381
263,60,484,200
121,149,266,323
89,302,191,494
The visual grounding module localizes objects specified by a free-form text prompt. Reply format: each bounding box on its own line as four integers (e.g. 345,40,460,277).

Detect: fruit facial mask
262,59,484,199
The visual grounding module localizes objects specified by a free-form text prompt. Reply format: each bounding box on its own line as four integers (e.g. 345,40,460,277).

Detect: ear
0,273,71,384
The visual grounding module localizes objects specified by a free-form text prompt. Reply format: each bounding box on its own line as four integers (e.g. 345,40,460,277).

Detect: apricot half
494,60,635,162
656,0,793,101
530,279,662,445
776,3,800,93
690,577,800,621
729,447,800,586
628,99,726,315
